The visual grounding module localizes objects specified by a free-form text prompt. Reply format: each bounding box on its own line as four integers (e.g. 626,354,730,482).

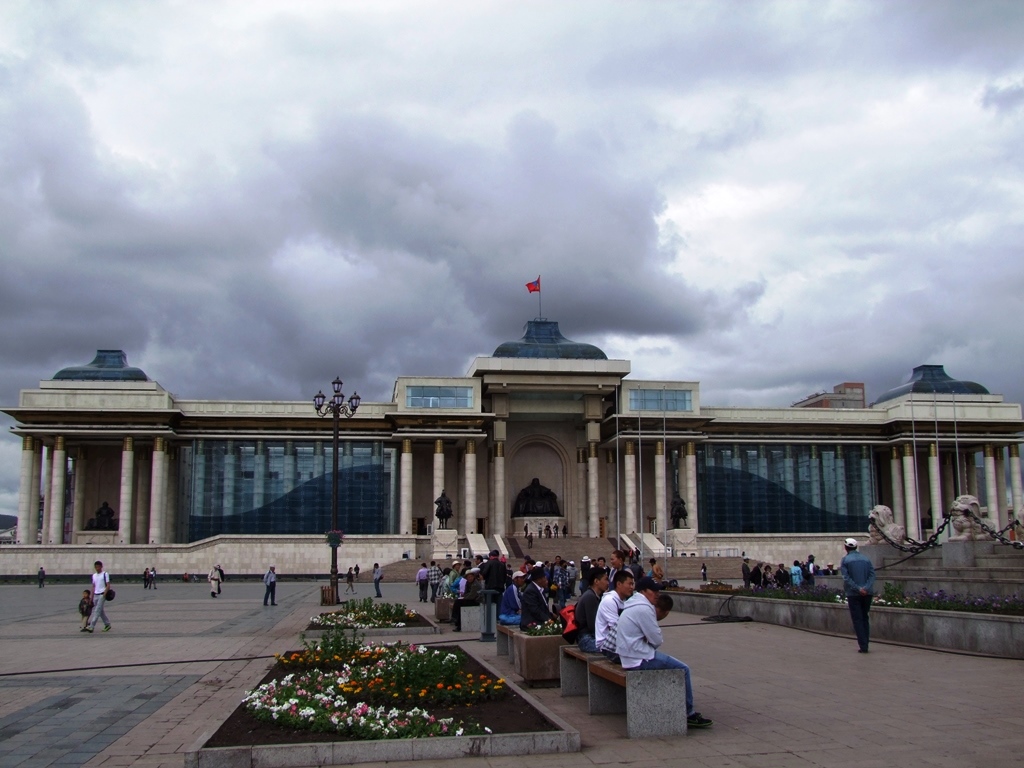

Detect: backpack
559,604,578,644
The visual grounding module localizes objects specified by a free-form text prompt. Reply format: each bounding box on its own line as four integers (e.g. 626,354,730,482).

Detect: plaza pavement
1,575,1022,768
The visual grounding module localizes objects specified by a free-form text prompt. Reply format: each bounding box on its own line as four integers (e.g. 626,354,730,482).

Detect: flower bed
248,643,504,738
310,597,421,629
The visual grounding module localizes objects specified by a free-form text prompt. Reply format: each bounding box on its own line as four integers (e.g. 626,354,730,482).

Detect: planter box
513,633,566,685
435,597,453,622
666,590,1024,658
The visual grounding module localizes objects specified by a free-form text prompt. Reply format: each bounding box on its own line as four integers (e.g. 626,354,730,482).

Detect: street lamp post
313,377,361,602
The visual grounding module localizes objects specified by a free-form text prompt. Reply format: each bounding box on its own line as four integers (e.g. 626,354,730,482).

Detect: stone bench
461,605,481,633
497,624,519,661
559,646,689,739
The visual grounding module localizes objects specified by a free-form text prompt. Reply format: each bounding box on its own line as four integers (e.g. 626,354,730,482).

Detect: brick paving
1,577,1022,768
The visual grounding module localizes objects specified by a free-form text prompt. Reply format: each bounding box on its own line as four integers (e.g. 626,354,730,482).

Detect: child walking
78,589,93,630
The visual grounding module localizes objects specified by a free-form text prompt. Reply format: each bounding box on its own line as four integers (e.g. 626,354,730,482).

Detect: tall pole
331,405,340,601
314,377,360,605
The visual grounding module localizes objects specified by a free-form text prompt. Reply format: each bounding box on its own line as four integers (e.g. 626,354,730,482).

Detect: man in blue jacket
498,570,526,625
614,577,713,728
840,537,876,653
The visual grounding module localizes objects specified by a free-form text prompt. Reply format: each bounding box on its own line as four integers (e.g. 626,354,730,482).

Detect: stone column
48,437,67,544
433,440,445,523
685,442,698,533
927,444,942,535
400,439,413,535
983,445,999,522
890,447,905,528
193,440,206,523
149,437,167,544
942,453,956,513
494,442,506,537
1010,445,1023,518
165,448,179,542
134,450,151,546
28,439,42,545
654,441,666,533
605,450,616,532
965,451,978,496
835,446,847,517
73,447,88,533
623,441,637,534
17,436,35,545
119,437,135,544
995,447,1008,528
487,448,495,532
587,443,599,537
902,444,920,540
576,448,587,536
40,444,53,545
464,440,476,533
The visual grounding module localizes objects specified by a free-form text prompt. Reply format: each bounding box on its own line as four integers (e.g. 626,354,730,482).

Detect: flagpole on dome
525,275,542,319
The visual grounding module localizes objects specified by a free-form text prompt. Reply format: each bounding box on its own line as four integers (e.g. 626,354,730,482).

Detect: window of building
406,386,473,408
629,388,692,411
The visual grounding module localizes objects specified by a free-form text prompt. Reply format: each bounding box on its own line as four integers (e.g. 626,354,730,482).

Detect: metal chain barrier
962,511,1024,550
868,516,951,554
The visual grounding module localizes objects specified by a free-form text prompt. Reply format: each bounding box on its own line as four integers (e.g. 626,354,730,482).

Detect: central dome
492,320,607,360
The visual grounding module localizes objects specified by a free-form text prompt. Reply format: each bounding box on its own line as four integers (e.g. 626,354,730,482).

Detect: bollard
479,589,499,642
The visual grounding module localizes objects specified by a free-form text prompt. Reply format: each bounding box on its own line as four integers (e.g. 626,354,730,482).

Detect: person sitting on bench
616,577,713,728
451,568,482,632
520,565,554,629
595,569,634,662
498,570,527,625
574,566,609,652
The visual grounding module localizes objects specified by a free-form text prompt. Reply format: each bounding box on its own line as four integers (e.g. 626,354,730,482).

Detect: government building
3,319,1022,575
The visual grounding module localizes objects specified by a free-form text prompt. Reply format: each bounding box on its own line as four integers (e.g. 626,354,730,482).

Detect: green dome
873,365,988,405
493,320,607,360
53,350,149,382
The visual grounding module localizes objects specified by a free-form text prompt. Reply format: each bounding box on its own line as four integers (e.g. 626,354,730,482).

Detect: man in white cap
498,569,527,625
840,538,876,653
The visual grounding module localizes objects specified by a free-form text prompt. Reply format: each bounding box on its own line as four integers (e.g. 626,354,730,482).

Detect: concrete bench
559,646,688,739
497,625,519,661
461,605,481,633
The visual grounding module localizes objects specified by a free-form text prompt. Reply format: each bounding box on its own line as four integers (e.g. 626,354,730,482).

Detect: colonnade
16,435,177,546
396,437,700,539
886,443,1022,539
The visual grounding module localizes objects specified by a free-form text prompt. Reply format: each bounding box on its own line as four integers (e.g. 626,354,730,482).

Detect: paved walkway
1,577,1022,768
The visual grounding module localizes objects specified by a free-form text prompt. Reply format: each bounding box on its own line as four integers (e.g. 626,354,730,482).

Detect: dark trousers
847,593,872,650
418,580,428,602
264,582,276,605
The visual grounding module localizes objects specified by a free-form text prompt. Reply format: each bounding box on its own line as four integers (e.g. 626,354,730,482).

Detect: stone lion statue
947,495,983,541
867,504,906,546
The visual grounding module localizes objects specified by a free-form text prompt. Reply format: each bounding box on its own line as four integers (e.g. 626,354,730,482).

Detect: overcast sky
2,2,1023,520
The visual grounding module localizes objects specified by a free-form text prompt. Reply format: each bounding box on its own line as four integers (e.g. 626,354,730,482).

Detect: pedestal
73,530,119,546
432,528,459,560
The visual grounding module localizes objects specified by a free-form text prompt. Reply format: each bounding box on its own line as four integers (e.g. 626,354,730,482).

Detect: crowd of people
740,554,838,589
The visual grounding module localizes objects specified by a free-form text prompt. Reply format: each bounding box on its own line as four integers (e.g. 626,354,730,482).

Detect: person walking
208,564,223,597
415,562,429,602
150,565,158,589
84,560,112,633
428,560,443,602
263,564,277,606
373,563,383,597
38,565,45,588
345,567,356,594
840,538,876,653
700,562,707,582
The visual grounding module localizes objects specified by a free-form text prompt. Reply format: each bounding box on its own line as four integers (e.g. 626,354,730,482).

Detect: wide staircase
378,536,744,584
869,543,1024,597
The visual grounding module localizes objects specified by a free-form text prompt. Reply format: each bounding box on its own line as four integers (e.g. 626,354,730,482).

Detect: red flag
526,276,541,293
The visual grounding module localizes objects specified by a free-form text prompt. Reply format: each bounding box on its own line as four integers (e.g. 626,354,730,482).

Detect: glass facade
406,386,474,408
180,439,396,541
697,443,874,533
629,388,693,411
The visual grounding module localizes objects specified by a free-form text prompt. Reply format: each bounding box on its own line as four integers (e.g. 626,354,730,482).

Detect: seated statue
670,492,688,528
434,490,454,530
512,478,560,517
90,501,119,531
866,504,905,546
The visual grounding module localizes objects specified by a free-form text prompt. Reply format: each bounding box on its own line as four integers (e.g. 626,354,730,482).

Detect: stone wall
0,534,427,578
